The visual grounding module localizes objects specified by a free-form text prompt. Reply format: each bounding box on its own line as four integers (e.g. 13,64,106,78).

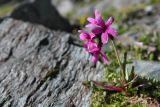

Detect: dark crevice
8,100,13,107
43,60,62,81
37,37,49,53
68,36,83,47
0,95,12,107
39,38,49,46
61,47,70,57
6,48,13,61
24,32,30,42
0,48,13,62
0,99,6,107
25,80,44,106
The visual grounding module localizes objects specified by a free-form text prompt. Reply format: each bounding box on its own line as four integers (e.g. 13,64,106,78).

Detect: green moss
128,103,145,107
150,0,160,4
0,4,14,16
118,24,128,34
139,33,149,44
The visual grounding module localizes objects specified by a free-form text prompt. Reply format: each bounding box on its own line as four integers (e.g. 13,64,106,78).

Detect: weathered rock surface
10,0,73,32
127,60,160,81
125,4,160,30
0,18,103,107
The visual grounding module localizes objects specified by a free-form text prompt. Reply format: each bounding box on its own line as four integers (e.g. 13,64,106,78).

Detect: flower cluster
79,9,118,64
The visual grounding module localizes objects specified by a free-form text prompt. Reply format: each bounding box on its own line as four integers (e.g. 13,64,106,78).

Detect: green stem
111,39,126,84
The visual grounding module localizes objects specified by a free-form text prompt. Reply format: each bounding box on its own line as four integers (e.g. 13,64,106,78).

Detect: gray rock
127,60,160,81
125,4,160,29
118,32,144,47
0,18,103,107
10,0,73,32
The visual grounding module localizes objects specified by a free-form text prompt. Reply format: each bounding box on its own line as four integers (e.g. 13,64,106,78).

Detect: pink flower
91,50,109,64
79,30,96,41
85,41,109,64
79,30,109,64
86,9,118,44
86,9,105,28
78,9,117,64
85,41,100,53
79,30,97,50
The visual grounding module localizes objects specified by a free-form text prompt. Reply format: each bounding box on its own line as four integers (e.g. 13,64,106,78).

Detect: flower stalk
111,39,126,84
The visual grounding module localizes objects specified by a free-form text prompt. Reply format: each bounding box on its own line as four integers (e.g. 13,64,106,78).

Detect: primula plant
79,9,160,106
79,9,127,91
79,9,117,64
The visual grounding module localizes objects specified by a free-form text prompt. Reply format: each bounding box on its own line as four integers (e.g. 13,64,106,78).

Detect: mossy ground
91,77,160,107
90,29,160,107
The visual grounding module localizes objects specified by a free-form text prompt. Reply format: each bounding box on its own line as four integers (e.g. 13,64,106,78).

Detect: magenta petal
94,9,105,27
87,17,96,23
78,30,82,33
78,30,87,34
90,33,96,39
79,30,90,40
95,9,101,19
106,16,114,27
86,41,100,52
107,27,118,37
88,47,99,53
96,16,105,27
101,31,109,44
85,23,97,27
80,33,89,41
88,44,99,52
92,53,99,64
100,51,109,64
92,27,103,34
